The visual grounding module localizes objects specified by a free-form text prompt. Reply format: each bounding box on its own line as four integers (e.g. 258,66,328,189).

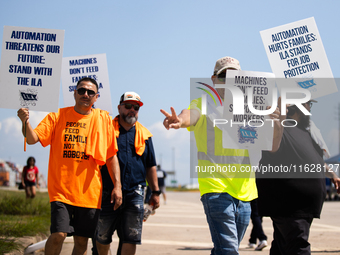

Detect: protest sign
0,26,64,111
61,53,113,114
260,17,337,99
219,70,276,150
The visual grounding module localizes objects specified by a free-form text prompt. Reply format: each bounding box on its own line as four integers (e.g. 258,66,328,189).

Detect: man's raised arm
17,108,39,144
160,107,200,129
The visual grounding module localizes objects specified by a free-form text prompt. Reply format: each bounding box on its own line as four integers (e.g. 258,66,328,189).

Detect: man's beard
297,113,310,129
122,113,138,125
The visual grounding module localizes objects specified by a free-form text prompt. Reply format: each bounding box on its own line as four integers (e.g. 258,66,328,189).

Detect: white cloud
29,111,49,127
147,121,192,185
0,111,49,141
2,117,22,138
148,121,190,143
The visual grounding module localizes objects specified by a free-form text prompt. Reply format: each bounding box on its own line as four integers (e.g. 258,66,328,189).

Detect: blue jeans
96,186,144,245
201,193,251,255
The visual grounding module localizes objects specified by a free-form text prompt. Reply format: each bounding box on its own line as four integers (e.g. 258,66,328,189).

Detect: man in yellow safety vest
161,56,280,255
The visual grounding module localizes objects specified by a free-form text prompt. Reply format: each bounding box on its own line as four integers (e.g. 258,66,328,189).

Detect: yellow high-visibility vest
189,98,258,201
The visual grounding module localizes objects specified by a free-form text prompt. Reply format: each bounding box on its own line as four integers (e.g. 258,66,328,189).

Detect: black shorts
24,181,36,187
50,201,100,238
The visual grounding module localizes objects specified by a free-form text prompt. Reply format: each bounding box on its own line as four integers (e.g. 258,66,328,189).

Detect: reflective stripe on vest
197,117,250,165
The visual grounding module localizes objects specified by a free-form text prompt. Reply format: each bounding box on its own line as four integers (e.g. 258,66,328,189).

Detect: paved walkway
53,191,340,255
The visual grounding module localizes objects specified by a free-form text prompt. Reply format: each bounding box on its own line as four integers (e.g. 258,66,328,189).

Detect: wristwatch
151,190,162,195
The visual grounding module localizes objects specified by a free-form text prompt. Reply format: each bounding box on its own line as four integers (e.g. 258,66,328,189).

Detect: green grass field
0,189,50,254
0,187,198,253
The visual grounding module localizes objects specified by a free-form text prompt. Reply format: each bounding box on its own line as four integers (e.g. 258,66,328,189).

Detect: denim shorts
50,201,100,238
96,185,144,245
201,192,251,255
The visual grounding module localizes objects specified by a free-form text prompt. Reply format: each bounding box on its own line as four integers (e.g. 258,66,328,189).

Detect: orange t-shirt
34,107,117,209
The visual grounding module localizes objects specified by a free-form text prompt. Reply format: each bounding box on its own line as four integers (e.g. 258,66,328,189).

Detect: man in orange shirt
17,77,122,255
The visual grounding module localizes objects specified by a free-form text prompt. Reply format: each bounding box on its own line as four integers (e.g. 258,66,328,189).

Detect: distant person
95,92,160,255
248,199,267,251
157,164,167,204
17,77,122,255
21,156,39,199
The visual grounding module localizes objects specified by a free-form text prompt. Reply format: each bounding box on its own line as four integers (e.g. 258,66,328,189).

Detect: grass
0,237,22,255
0,187,199,253
0,189,50,254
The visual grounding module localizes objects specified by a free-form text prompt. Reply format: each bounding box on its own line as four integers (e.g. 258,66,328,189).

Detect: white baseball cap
119,92,143,106
214,56,241,75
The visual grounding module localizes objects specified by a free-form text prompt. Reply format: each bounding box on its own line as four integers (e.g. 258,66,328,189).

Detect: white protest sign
260,17,337,99
61,53,113,115
219,70,275,150
0,26,64,111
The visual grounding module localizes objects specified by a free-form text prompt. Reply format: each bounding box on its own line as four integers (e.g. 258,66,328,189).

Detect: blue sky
0,0,339,185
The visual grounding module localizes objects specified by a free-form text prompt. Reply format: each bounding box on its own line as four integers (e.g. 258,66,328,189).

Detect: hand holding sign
17,108,29,151
17,107,30,123
17,108,39,147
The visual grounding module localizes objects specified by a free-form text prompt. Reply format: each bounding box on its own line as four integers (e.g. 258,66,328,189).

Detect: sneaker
255,240,268,251
248,243,256,248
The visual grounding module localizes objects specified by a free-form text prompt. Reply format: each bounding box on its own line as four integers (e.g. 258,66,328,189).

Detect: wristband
152,190,161,195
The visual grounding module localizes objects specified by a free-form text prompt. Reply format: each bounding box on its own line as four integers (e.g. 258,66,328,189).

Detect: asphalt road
55,191,340,255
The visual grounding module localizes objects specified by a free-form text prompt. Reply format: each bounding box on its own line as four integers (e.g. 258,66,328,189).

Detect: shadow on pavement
311,251,340,254
178,247,212,251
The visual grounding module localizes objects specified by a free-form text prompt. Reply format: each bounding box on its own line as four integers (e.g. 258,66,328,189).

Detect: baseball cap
119,92,143,106
214,56,241,75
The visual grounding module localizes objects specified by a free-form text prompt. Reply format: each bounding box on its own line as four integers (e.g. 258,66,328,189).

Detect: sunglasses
217,71,226,81
304,101,313,108
122,103,140,111
77,88,97,97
